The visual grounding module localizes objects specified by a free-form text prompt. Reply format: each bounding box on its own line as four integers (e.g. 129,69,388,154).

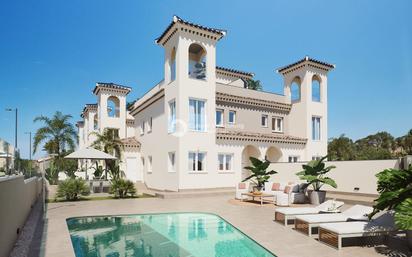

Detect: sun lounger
294,204,373,236
275,200,344,226
318,212,396,249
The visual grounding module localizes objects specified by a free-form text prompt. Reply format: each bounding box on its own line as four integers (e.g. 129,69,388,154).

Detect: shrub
110,179,136,198
57,178,90,201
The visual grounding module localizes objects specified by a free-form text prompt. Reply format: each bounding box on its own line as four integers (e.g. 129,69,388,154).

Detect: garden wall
0,175,42,257
268,159,400,195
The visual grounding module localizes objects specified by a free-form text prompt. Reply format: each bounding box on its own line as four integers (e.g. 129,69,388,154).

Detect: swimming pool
67,213,276,257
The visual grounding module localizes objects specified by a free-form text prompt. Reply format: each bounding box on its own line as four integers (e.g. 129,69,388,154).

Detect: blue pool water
67,213,276,257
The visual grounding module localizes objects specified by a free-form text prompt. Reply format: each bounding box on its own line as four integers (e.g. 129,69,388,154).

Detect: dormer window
188,43,206,80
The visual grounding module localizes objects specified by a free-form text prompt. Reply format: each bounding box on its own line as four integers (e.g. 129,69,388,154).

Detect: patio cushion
272,183,280,191
284,186,292,194
276,207,318,215
296,213,347,223
238,183,246,189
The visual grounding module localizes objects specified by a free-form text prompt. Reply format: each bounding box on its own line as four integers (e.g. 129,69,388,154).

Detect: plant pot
407,230,412,250
252,186,263,193
309,190,326,205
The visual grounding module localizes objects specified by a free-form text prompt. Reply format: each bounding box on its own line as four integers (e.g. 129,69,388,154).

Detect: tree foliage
370,166,412,229
328,130,412,161
246,79,263,91
33,111,77,157
242,157,277,188
296,156,337,191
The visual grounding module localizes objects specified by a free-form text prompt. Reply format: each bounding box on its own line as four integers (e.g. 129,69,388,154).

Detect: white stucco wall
268,159,400,195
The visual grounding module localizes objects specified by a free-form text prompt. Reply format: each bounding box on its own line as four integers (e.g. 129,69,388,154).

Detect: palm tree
33,111,77,157
90,129,124,175
246,79,263,91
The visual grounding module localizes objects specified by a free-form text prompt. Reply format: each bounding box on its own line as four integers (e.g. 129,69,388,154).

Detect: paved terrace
29,195,410,257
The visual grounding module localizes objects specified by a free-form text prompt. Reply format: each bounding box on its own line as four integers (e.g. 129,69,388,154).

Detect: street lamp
5,108,18,172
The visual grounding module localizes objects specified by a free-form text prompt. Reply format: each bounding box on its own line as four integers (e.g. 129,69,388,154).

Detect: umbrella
65,148,117,179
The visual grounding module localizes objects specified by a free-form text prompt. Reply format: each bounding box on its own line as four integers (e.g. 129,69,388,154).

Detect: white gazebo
65,148,117,180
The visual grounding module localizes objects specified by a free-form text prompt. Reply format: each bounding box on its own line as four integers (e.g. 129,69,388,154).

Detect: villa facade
77,16,335,191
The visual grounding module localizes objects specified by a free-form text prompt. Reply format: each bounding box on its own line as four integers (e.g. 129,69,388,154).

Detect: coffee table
241,192,275,206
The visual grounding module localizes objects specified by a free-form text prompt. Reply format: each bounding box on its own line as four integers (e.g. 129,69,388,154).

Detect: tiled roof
81,103,98,118
277,56,335,73
216,92,292,113
93,82,132,95
156,15,226,44
120,137,140,148
216,129,307,145
216,66,254,78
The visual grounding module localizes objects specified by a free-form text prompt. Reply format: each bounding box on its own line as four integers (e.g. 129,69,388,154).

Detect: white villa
77,16,335,191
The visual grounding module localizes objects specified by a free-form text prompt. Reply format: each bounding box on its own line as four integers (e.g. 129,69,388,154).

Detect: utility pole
25,132,32,175
5,108,18,173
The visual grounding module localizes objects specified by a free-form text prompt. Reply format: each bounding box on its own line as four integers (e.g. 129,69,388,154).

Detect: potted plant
296,156,337,204
369,166,412,249
243,157,277,194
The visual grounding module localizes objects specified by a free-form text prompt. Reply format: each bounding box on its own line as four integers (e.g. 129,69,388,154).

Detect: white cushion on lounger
297,213,347,223
276,207,318,215
320,221,394,234
315,200,345,212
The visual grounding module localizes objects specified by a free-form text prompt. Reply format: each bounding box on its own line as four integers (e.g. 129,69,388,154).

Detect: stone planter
309,190,326,205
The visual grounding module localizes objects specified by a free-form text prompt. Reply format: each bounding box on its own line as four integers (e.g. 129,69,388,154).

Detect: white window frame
312,116,321,141
272,117,283,133
216,109,224,127
261,114,268,127
188,151,206,172
168,100,176,133
218,153,233,172
288,156,299,163
147,156,152,173
168,152,176,172
189,98,207,132
228,110,236,124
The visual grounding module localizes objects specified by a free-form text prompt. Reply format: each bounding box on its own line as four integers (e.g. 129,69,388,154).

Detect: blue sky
0,0,411,159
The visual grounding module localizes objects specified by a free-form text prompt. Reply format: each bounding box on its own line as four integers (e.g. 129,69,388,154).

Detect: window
288,156,299,163
312,156,322,161
312,117,321,140
140,121,145,135
148,117,152,132
228,110,236,124
261,114,268,127
290,77,301,102
218,154,233,171
93,115,98,130
168,100,176,133
188,43,206,80
171,47,176,82
147,156,152,173
189,99,206,131
188,152,206,172
107,128,119,139
168,152,176,172
312,76,321,102
272,117,283,132
107,96,120,117
216,109,224,127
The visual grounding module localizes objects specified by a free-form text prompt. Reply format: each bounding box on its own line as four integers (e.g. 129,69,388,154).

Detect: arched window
171,47,176,81
290,77,301,102
93,115,98,130
188,43,206,80
312,75,321,102
107,96,120,118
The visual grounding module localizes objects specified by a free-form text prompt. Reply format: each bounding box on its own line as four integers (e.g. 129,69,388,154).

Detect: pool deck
39,196,409,257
